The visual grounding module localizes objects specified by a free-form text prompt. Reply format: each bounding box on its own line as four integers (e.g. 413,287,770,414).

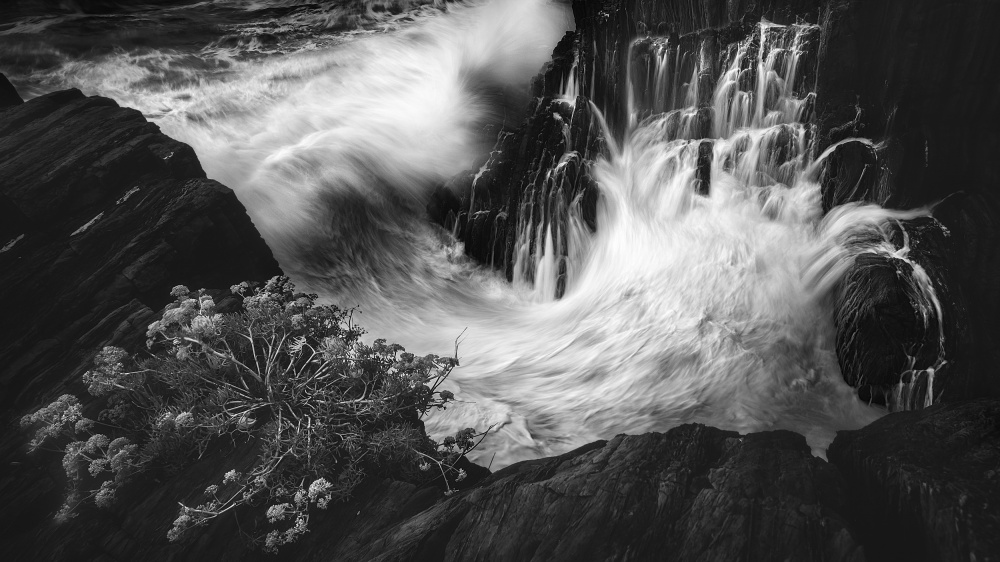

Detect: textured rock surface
815,0,1000,403
834,217,959,407
447,29,604,291
4,423,869,561
0,85,280,414
2,0,197,16
0,82,281,559
0,73,23,108
828,399,1000,562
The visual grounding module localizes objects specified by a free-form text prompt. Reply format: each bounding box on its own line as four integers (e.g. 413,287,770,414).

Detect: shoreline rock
828,399,1000,561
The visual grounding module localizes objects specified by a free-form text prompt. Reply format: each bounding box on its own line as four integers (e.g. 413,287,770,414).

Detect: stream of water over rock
1,0,945,466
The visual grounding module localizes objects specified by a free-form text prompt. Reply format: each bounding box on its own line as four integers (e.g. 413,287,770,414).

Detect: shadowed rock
326,426,863,562
828,399,1000,562
0,84,280,559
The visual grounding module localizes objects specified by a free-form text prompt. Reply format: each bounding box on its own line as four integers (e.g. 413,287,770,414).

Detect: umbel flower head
266,503,291,523
20,394,86,451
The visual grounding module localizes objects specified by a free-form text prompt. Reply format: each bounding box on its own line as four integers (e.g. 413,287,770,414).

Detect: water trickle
877,223,949,410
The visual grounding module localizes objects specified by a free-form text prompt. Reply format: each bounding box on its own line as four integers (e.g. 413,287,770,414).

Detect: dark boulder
834,215,961,410
816,0,1000,402
4,420,867,561
828,399,1000,562
0,86,280,414
836,254,925,391
322,425,863,562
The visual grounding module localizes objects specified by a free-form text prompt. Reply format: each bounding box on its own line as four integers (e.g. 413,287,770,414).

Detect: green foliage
20,276,484,552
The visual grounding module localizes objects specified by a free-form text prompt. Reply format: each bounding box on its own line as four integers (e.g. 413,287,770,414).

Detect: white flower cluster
19,394,86,451
223,469,241,484
266,503,292,523
263,514,309,554
308,478,333,509
174,411,195,428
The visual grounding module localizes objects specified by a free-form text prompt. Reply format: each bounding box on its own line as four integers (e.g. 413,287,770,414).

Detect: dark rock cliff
0,77,281,559
0,82,280,417
815,0,1000,404
829,399,1000,562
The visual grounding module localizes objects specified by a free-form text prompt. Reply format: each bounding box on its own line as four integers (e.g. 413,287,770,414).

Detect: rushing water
1,0,943,466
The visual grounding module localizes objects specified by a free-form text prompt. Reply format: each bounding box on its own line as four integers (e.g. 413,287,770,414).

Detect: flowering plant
20,276,486,552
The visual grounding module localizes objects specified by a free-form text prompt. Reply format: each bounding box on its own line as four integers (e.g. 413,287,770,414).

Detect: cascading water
1,0,946,467
476,19,942,463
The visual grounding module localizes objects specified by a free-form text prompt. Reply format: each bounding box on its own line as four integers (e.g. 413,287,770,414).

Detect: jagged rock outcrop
0,78,281,559
0,81,280,414
0,75,874,562
815,0,1000,403
449,30,604,293
330,426,863,562
828,399,1000,562
31,403,997,562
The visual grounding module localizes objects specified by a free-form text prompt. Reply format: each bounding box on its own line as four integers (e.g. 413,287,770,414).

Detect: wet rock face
572,0,826,140
835,217,960,409
828,399,1000,562
815,0,1000,404
836,254,925,390
0,81,280,559
449,30,605,291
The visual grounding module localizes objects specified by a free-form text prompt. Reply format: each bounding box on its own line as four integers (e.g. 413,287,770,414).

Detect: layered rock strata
0,77,281,558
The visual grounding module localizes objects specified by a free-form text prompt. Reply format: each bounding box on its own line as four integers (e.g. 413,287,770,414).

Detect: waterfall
484,19,944,463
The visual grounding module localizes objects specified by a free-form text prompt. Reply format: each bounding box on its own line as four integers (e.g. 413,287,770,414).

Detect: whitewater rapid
2,0,942,466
